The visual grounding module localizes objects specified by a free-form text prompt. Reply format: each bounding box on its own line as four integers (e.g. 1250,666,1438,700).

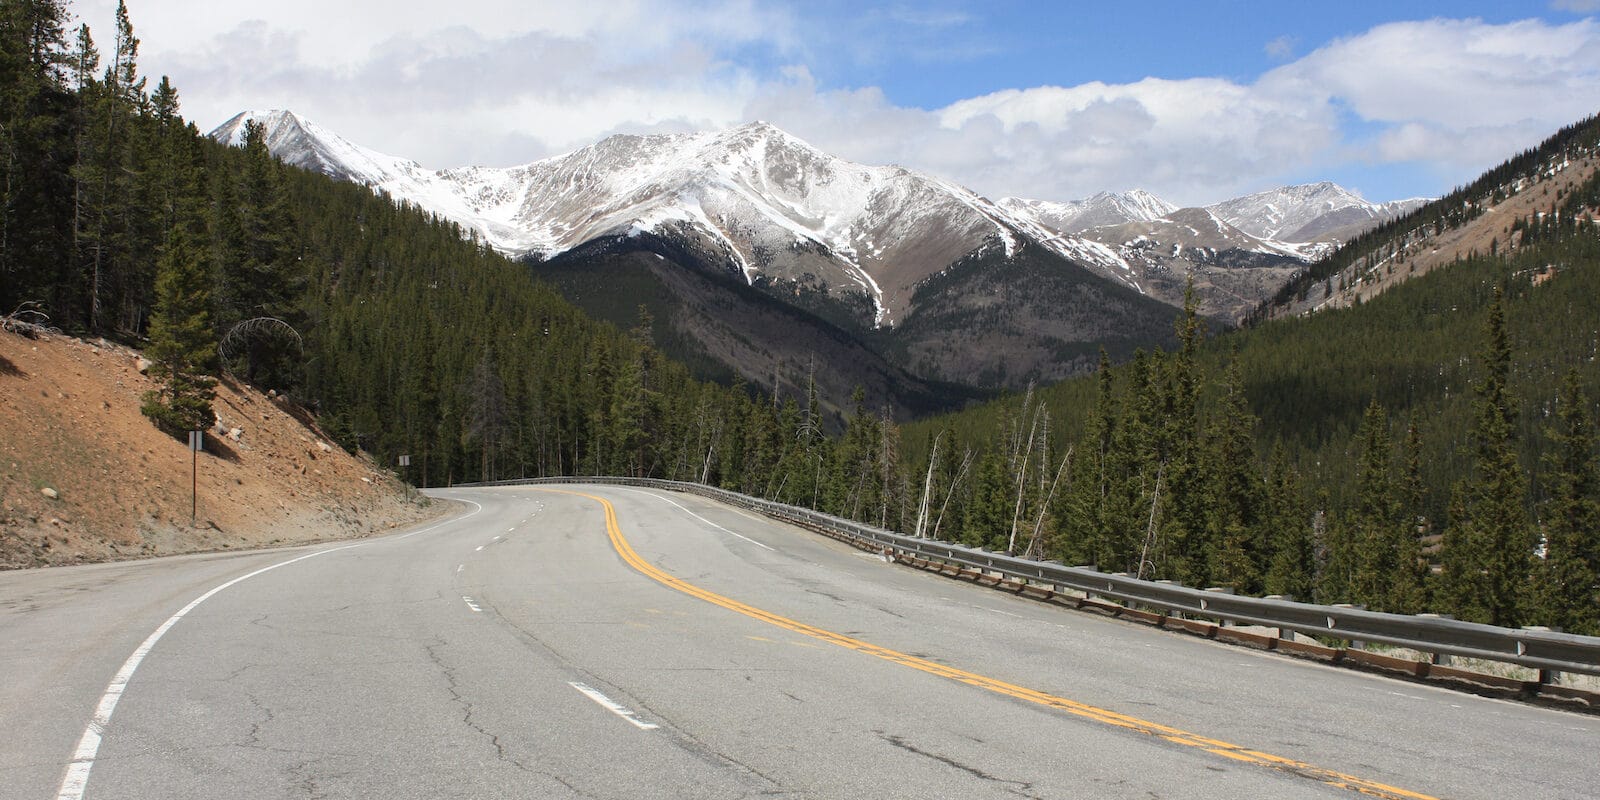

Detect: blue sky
822,2,1582,105
69,0,1600,207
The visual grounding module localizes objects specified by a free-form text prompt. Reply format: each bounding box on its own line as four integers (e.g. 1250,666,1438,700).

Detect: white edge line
56,499,483,800
607,487,776,551
396,499,484,539
568,682,659,730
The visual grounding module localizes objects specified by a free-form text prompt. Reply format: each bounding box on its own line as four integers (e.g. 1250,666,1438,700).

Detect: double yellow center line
546,488,1438,800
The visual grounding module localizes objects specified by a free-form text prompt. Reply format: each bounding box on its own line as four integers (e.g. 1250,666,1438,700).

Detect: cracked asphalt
1,485,1596,799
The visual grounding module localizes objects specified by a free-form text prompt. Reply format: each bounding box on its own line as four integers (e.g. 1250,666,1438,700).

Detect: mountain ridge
210,110,1431,393
211,110,1423,326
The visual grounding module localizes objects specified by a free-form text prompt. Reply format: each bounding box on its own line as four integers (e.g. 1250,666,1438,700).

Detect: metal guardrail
466,475,1600,679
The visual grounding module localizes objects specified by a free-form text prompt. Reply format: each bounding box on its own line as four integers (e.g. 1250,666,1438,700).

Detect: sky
66,0,1600,207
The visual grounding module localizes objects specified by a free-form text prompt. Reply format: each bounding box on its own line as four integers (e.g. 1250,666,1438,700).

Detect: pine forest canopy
1,0,1597,632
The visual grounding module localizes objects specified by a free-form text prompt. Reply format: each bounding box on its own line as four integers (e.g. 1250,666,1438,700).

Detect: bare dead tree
1,302,59,338
1007,400,1046,555
217,317,302,376
914,430,946,538
1137,465,1166,580
1024,444,1073,560
931,446,974,541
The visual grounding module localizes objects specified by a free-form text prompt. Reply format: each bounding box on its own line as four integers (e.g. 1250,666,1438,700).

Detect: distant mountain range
212,110,1424,395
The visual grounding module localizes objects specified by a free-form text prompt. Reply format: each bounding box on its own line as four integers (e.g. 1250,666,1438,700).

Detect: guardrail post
1203,587,1234,626
1331,604,1364,649
1264,595,1293,641
1416,613,1451,665
1155,580,1181,618
1522,627,1561,688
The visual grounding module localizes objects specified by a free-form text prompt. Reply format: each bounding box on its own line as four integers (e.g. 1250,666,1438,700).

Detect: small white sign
188,430,203,452
399,454,411,466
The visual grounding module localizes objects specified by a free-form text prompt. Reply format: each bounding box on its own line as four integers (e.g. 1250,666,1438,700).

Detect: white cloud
62,3,1600,206
1262,18,1600,131
1264,35,1296,60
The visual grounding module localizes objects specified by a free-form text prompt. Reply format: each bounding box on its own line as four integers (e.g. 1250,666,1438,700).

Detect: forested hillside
899,123,1600,633
1255,112,1600,319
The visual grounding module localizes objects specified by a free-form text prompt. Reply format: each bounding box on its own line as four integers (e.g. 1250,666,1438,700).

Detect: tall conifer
1533,369,1600,634
141,222,216,432
1442,287,1534,626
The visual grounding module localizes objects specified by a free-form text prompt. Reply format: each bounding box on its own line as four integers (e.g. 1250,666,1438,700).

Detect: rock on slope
0,329,439,568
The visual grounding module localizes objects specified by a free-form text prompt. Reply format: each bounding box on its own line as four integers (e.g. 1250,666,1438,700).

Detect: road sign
399,454,411,466
188,430,203,451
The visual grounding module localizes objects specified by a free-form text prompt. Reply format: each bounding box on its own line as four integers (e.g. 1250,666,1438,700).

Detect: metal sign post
188,430,203,527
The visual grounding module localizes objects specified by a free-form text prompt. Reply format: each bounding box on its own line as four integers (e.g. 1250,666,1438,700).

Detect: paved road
1,485,1595,799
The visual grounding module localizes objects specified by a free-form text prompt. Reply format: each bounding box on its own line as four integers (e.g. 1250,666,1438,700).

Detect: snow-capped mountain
998,190,1176,234
213,110,1071,329
1000,196,1326,320
210,110,1428,391
1206,181,1428,243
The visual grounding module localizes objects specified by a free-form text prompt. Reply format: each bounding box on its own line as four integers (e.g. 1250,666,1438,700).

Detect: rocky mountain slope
997,185,1424,321
0,328,439,568
1207,182,1428,243
1258,114,1600,320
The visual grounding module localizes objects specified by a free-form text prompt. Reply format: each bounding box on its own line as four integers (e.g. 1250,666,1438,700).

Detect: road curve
1,484,1594,799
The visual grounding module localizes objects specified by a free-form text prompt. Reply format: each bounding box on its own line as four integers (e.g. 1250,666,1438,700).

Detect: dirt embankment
0,329,442,568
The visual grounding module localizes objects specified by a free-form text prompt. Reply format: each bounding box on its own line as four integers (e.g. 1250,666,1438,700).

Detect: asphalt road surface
2,484,1595,799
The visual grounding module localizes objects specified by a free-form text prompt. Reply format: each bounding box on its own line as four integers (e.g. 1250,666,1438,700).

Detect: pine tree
223,118,301,389
1263,445,1313,600
1394,416,1429,612
1204,357,1264,592
1442,287,1534,626
140,221,216,432
0,0,75,319
1350,400,1403,610
963,445,1009,550
1532,369,1600,634
1160,285,1207,584
464,347,509,481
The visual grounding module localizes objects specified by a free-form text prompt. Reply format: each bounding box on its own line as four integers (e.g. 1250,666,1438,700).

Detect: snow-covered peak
998,189,1176,234
210,109,431,188
213,111,1037,328
1206,182,1426,242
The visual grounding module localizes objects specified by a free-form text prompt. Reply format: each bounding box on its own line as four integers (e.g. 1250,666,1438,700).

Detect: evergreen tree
1204,357,1264,592
963,445,1009,550
1394,416,1429,612
223,118,301,389
1263,445,1313,600
1532,369,1600,634
1442,287,1534,626
140,221,216,432
1154,286,1206,583
0,0,75,319
464,347,509,481
1350,400,1405,610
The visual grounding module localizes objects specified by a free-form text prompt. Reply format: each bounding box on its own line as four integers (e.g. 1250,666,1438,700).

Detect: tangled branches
1,302,60,338
218,317,302,374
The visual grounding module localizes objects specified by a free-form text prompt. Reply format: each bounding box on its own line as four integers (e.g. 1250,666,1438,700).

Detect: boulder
40,487,58,500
